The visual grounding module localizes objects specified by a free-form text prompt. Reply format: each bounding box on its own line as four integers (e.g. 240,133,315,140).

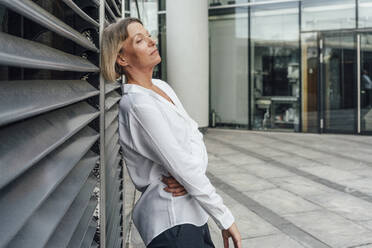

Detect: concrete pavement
124,129,372,248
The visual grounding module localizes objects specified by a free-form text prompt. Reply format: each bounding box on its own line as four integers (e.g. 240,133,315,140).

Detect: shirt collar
123,80,193,125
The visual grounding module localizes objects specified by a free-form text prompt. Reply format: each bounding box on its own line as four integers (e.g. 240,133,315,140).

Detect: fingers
161,176,178,185
172,189,187,197
223,236,229,248
162,176,184,190
234,239,242,248
162,175,188,197
163,187,187,196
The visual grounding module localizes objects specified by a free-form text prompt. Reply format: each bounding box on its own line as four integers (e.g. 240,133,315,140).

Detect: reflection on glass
251,2,300,131
209,0,248,7
131,0,158,38
323,34,356,132
159,0,166,11
301,33,319,133
361,33,372,132
301,0,355,31
125,0,130,11
359,0,372,28
157,14,167,80
209,8,249,128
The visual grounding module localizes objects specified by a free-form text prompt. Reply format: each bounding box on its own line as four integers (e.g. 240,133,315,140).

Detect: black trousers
147,222,216,248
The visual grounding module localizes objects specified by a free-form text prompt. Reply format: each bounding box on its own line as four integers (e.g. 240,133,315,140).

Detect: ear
116,55,129,67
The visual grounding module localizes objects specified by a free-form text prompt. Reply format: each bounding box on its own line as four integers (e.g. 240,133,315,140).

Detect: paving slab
242,233,306,248
270,176,340,197
300,165,361,182
284,209,372,248
338,178,372,195
216,188,279,239
239,162,297,179
244,188,321,215
306,191,372,221
214,172,277,192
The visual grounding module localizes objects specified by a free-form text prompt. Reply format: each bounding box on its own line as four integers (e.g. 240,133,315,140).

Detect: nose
147,36,156,46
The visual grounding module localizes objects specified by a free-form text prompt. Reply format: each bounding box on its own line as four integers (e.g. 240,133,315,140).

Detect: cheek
132,45,150,61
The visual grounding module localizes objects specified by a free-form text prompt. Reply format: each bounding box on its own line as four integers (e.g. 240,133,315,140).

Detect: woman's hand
222,222,242,248
161,174,188,197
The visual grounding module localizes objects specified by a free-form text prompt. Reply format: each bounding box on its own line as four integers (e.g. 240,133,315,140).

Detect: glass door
320,32,357,133
360,32,372,133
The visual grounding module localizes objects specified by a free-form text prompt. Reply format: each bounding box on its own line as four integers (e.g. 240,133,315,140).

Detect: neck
125,66,154,89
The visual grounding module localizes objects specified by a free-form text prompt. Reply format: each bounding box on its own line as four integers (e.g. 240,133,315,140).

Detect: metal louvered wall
0,0,125,247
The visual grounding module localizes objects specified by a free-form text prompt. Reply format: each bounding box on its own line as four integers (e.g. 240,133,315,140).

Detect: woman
101,17,242,248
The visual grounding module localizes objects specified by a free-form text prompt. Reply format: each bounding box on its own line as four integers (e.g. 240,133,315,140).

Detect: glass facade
301,33,319,133
209,0,249,7
153,0,372,135
301,0,356,31
209,7,249,128
360,33,372,132
250,2,300,131
158,13,167,80
322,33,357,133
359,0,372,28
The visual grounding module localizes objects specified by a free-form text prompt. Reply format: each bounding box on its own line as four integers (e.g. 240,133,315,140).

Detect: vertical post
122,0,125,18
357,33,361,134
99,0,106,247
166,0,209,128
121,3,125,247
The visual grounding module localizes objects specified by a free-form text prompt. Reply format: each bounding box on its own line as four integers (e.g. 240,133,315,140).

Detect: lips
150,49,158,55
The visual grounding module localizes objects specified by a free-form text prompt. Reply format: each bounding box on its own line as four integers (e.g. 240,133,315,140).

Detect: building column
166,0,209,128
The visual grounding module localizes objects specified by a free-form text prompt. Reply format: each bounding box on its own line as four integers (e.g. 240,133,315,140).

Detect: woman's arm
127,103,235,230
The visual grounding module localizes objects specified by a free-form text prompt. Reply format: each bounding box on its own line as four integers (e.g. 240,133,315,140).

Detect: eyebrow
133,31,150,38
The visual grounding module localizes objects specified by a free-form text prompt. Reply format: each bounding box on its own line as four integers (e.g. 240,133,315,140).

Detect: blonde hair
100,17,143,82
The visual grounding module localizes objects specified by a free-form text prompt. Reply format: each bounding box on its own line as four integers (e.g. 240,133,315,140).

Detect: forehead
126,22,148,37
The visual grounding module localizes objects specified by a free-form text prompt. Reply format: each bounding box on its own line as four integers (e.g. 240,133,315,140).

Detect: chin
154,56,162,65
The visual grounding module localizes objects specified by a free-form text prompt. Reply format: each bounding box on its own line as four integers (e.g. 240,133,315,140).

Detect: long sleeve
128,103,234,230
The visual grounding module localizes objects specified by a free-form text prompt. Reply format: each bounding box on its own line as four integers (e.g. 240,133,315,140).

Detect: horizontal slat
45,177,98,248
67,198,98,248
62,0,99,27
107,182,121,228
105,104,119,128
0,32,99,72
105,118,118,146
7,152,99,248
106,157,121,206
106,177,120,212
107,209,121,248
105,81,121,94
81,218,98,248
0,0,98,52
0,127,99,246
111,222,122,248
108,0,121,16
115,237,123,248
0,80,99,127
106,142,120,169
91,0,99,7
107,164,121,209
91,240,99,248
0,102,99,189
105,90,121,110
105,136,119,166
105,1,118,21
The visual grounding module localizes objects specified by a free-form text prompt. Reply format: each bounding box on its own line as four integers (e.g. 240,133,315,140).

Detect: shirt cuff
216,207,235,230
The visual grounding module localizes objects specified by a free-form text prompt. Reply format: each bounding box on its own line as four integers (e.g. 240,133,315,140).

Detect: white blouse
118,78,235,246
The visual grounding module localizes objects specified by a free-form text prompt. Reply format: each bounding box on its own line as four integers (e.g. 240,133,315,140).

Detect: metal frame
99,2,107,248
